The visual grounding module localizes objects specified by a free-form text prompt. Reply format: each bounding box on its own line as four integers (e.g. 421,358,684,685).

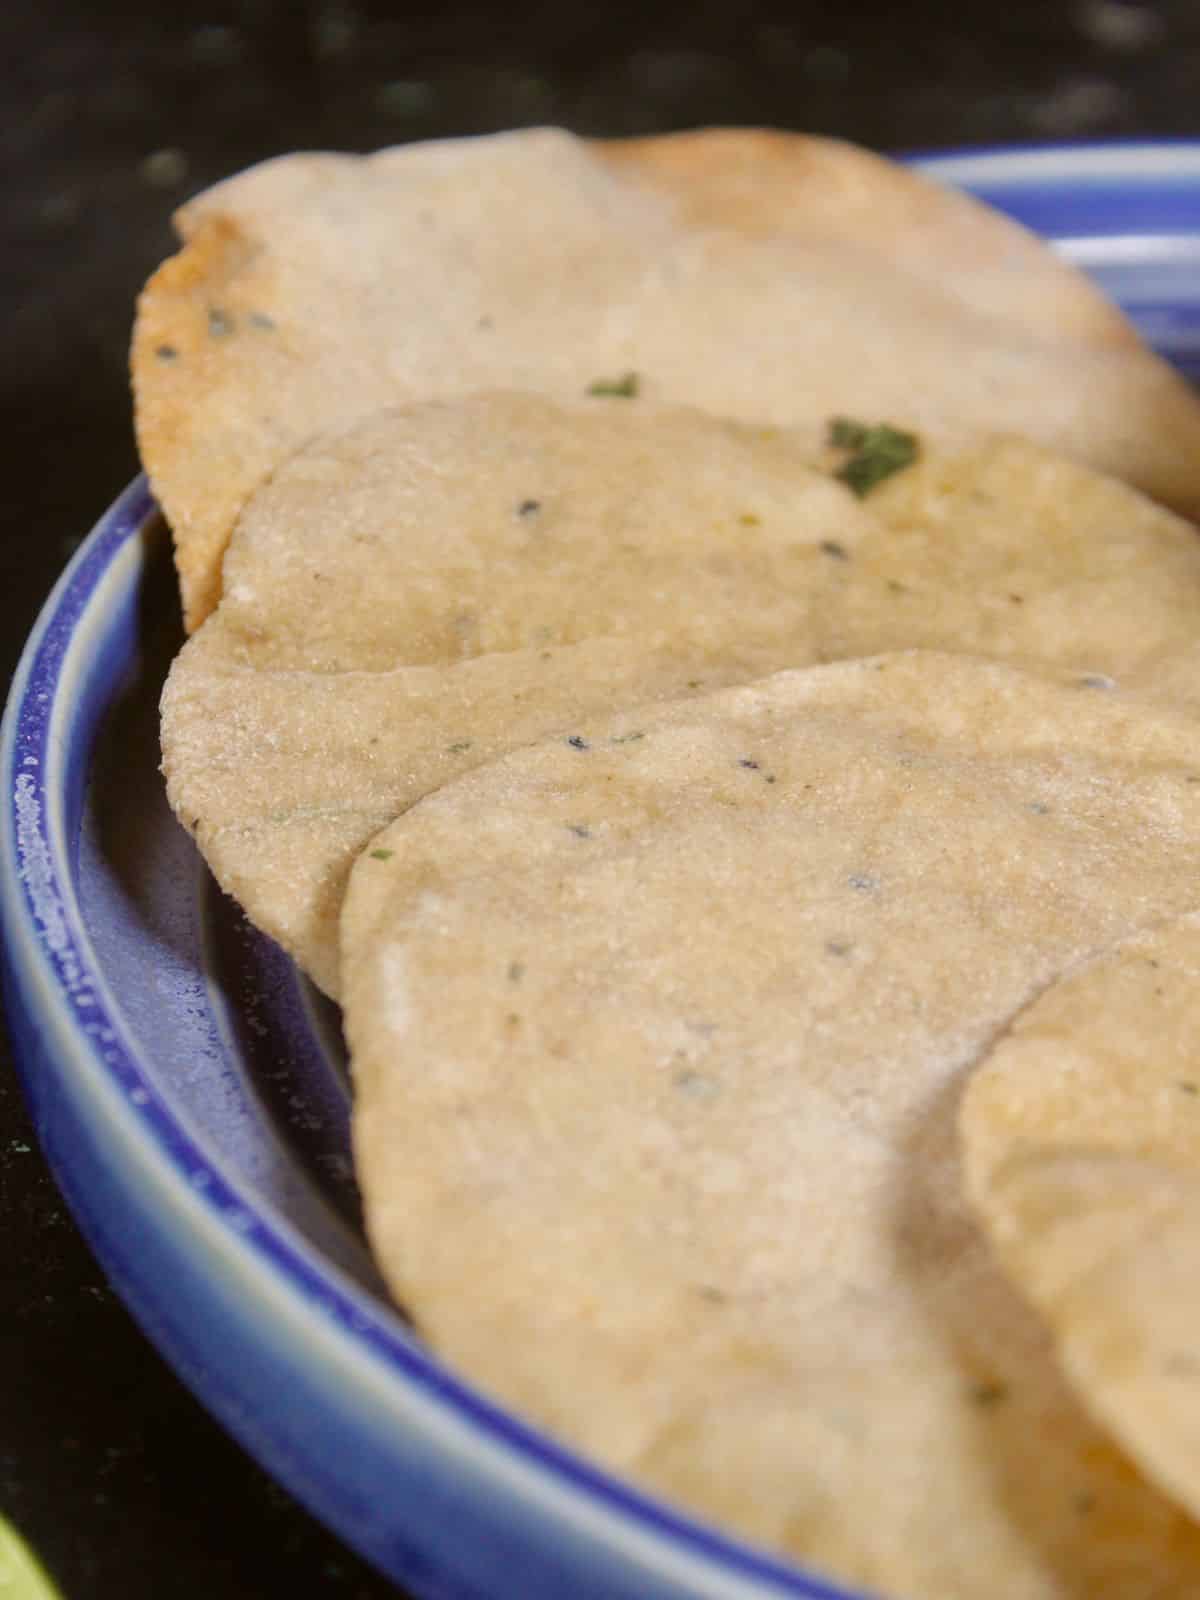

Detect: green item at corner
0,1515,63,1599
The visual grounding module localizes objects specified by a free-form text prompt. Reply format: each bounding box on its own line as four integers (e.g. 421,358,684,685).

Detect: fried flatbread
961,914,1200,1527
133,126,1200,630
160,394,878,993
340,652,1200,1599
161,399,1200,996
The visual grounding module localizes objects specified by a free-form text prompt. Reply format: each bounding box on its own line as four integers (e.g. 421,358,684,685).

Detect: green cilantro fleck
369,848,394,861
587,371,639,399
827,416,919,498
828,416,869,450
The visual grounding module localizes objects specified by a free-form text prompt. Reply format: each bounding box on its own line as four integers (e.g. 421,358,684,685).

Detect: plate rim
908,135,1200,183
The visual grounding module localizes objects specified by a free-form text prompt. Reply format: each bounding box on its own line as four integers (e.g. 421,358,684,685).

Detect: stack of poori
137,128,1200,1598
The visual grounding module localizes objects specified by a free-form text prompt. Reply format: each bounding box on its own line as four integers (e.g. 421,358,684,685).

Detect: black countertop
4,3,1200,1595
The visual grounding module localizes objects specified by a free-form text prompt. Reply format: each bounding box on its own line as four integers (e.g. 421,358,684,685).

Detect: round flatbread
341,652,1200,1599
161,396,1200,996
961,913,1200,1527
160,392,878,994
132,126,1200,630
817,428,1200,696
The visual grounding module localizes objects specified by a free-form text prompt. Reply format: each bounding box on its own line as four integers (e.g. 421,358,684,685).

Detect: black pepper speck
971,1381,1008,1407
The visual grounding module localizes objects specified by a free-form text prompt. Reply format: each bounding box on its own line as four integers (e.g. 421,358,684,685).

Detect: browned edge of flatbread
132,127,1188,632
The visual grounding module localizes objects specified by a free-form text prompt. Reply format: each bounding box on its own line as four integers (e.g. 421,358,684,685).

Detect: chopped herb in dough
587,371,639,398
827,416,919,497
828,417,869,450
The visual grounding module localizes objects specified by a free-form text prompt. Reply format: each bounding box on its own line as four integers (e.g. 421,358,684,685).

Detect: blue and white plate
4,143,1200,1600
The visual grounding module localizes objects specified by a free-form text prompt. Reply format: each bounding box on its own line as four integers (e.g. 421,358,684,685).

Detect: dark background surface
3,2,1200,1595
